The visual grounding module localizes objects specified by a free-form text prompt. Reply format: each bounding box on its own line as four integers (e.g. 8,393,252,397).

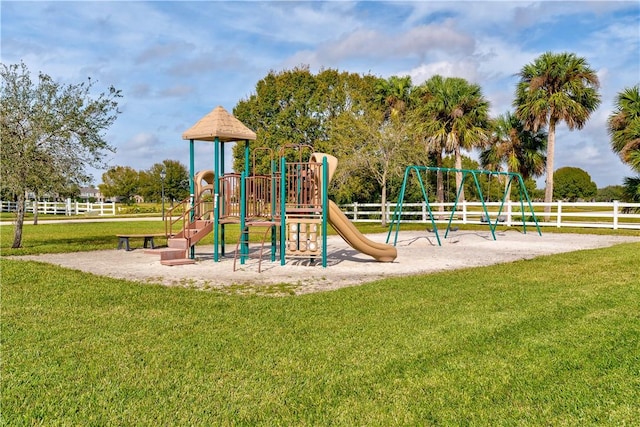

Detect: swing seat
481,215,506,223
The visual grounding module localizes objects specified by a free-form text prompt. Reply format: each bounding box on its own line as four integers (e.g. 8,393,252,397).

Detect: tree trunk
436,154,445,220
12,193,26,248
380,173,387,227
33,194,39,225
504,177,512,203
544,120,557,219
455,147,465,202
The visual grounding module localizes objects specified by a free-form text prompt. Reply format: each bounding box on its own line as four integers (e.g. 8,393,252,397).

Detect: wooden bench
116,234,167,251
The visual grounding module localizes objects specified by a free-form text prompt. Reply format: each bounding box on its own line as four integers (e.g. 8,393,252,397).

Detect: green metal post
471,170,496,240
517,173,542,235
444,170,467,239
240,140,250,264
387,167,409,245
414,167,441,246
213,137,220,262
389,166,539,245
271,158,277,262
322,156,328,268
495,172,511,228
387,166,441,246
240,139,251,264
239,170,247,264
189,139,195,259
280,157,286,265
220,141,225,256
517,178,528,232
244,140,250,178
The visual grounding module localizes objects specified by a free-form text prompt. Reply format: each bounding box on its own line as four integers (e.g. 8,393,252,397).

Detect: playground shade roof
182,105,257,142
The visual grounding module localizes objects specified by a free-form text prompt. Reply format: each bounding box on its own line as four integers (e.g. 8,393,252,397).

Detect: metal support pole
213,137,220,262
280,156,286,266
322,156,328,268
189,140,195,259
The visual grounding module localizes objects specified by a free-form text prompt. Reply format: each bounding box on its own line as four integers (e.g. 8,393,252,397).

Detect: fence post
556,200,562,228
386,201,390,224
507,201,512,226
613,200,619,230
462,200,467,224
353,202,358,222
421,201,426,222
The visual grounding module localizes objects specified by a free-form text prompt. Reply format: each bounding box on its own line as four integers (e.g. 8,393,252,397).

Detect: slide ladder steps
150,219,214,266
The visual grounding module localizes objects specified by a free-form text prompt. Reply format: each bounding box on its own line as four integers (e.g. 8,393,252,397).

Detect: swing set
386,166,541,246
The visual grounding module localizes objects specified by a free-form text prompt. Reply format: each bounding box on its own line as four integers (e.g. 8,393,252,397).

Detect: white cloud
405,60,479,85
3,1,638,187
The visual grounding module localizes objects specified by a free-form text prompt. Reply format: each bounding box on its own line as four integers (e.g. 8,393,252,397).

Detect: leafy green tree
329,74,415,224
553,167,597,201
99,166,140,204
411,75,491,203
1,62,121,248
480,111,547,201
329,108,414,225
607,85,640,202
232,67,380,173
233,67,388,206
595,185,625,202
139,160,189,205
515,52,601,212
161,160,190,205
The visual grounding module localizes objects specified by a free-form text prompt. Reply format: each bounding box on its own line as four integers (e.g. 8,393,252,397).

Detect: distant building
79,186,104,202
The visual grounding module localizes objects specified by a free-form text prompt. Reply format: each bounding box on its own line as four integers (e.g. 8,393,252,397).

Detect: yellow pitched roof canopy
182,105,256,142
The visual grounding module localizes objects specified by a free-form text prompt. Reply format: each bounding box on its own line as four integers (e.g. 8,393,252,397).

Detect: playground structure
387,166,542,246
154,106,396,268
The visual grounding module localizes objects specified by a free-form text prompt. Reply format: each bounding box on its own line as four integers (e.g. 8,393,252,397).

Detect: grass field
2,220,640,425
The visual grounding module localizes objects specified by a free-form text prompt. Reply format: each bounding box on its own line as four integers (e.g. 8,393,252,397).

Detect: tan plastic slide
328,200,397,262
310,152,397,263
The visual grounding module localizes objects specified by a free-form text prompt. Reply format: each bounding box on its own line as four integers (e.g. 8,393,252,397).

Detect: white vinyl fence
341,200,640,230
0,199,116,216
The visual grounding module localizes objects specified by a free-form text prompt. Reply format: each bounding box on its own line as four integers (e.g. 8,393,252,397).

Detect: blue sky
2,1,639,188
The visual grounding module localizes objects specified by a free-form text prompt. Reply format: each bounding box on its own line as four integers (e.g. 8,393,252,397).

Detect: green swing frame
386,166,541,246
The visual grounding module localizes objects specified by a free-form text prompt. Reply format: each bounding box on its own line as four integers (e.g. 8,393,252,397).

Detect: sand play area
14,230,640,295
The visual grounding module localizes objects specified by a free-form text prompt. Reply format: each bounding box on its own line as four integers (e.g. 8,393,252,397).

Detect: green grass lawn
2,217,640,424
0,220,400,256
1,221,171,255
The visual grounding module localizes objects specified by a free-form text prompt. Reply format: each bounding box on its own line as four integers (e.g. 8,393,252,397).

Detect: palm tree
481,111,547,201
608,85,640,172
608,84,640,204
412,75,491,202
623,176,640,202
375,75,412,120
514,52,601,214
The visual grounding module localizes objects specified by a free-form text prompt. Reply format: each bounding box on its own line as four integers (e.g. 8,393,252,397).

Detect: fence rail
2,199,639,230
341,201,640,230
0,199,116,216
